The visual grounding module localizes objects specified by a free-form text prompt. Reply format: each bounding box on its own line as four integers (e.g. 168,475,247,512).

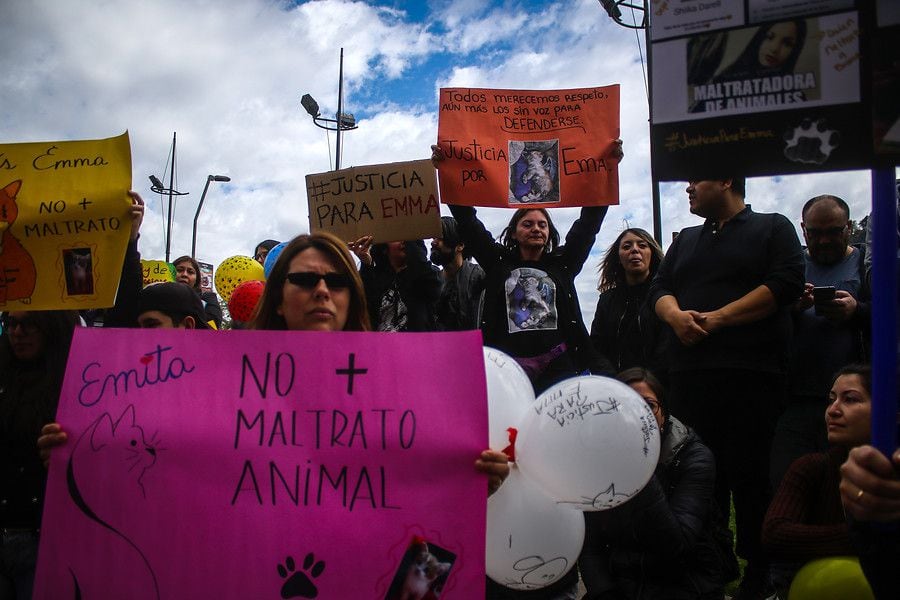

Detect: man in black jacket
650,177,804,599
431,216,485,331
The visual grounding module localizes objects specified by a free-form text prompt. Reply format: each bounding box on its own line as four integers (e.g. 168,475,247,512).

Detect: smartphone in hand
812,286,836,315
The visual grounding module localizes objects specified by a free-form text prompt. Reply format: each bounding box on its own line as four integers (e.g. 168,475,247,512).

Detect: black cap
139,282,211,329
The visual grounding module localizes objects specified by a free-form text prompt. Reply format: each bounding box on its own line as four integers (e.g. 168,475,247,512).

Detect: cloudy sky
0,0,880,322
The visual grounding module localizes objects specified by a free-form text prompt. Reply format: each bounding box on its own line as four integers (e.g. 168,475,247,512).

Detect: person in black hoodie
579,367,734,600
590,228,667,380
350,236,442,332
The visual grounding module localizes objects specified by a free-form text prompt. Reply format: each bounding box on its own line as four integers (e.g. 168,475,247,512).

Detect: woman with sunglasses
579,367,732,600
248,232,509,489
1,310,80,598
249,232,370,332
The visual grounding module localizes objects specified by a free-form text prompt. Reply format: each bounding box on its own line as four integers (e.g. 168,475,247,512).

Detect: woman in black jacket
590,228,667,380
579,368,734,600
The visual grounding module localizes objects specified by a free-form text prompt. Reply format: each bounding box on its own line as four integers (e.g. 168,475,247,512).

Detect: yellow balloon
788,557,874,600
214,256,265,302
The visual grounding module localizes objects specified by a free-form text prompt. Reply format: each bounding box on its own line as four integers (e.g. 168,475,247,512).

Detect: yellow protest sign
0,132,132,310
141,260,176,287
306,159,441,243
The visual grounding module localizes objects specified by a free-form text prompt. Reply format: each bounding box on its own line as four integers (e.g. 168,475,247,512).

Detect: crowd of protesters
2,153,898,600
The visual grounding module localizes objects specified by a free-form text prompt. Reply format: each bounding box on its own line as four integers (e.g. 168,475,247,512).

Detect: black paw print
277,553,325,599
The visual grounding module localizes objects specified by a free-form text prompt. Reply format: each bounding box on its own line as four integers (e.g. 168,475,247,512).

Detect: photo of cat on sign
508,140,560,205
63,247,95,296
384,536,456,600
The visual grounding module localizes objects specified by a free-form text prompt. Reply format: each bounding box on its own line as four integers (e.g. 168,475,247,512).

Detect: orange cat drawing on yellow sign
0,180,37,304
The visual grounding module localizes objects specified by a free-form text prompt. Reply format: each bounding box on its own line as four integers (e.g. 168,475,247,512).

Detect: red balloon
228,279,265,323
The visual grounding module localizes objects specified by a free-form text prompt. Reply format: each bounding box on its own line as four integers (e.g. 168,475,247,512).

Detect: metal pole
165,132,177,262
642,5,663,245
192,176,213,259
336,47,344,171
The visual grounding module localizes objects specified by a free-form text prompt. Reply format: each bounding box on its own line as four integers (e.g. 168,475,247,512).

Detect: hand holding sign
436,86,620,209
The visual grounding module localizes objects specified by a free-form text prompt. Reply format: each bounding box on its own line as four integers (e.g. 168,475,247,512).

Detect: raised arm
447,204,503,268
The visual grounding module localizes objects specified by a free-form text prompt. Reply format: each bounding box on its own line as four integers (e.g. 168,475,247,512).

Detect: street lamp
598,0,646,28
191,175,231,259
301,47,358,170
599,0,658,243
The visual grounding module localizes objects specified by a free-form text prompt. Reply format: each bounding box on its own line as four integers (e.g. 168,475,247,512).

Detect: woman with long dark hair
591,228,667,377
433,142,623,395
714,20,807,83
763,364,877,598
173,255,223,329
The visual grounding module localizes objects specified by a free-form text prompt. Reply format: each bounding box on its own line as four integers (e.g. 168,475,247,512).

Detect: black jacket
435,260,485,331
0,361,58,529
580,418,730,599
590,280,667,379
361,240,442,331
449,204,611,392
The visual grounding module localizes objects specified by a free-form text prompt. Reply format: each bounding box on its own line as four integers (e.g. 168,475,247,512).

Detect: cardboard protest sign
140,260,175,287
34,328,488,599
435,86,620,209
0,132,132,310
649,4,874,178
306,159,441,243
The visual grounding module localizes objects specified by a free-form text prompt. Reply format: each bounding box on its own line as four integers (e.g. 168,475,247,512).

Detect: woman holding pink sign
247,231,508,491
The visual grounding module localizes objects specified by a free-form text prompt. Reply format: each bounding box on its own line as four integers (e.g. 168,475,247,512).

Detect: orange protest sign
436,86,620,209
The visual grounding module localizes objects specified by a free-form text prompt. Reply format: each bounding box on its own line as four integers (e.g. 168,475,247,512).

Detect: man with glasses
771,195,870,487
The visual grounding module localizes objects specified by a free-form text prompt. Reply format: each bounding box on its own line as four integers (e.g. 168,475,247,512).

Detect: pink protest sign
34,328,488,599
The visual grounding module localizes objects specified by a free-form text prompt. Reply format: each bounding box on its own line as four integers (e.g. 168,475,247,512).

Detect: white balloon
483,347,535,450
516,375,660,511
486,466,584,590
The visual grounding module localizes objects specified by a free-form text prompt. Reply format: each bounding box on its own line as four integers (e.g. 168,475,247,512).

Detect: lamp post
301,47,358,171
599,1,659,243
191,175,231,259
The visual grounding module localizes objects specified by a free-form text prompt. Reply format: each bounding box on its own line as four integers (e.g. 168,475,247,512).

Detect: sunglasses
1,315,39,334
285,271,352,290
